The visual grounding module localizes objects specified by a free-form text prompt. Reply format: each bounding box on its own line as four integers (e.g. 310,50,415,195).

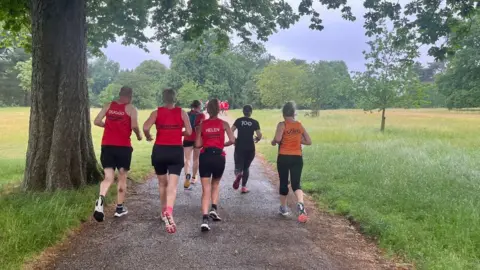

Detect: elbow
93,120,101,127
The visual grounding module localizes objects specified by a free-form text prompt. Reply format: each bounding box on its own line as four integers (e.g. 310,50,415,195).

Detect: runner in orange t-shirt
271,101,312,223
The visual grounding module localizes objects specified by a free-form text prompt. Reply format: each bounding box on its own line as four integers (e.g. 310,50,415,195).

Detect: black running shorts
151,145,184,175
234,148,255,171
199,149,226,179
100,146,133,171
183,140,195,147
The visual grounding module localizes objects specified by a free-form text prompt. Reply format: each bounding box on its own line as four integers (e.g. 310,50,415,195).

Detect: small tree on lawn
354,22,422,132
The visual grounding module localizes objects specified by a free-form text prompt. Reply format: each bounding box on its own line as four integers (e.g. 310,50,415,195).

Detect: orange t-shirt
279,121,304,156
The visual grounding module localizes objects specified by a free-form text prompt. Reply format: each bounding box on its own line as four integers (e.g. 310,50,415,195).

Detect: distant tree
354,24,423,132
256,61,308,108
134,60,167,81
97,83,122,105
436,16,480,109
88,56,120,95
14,57,32,106
114,71,157,109
177,81,209,107
0,48,29,106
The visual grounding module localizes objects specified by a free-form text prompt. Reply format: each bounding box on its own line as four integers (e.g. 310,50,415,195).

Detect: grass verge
229,108,480,270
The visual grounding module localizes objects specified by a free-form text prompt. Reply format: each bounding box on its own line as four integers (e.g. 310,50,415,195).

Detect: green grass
230,108,480,270
0,107,157,269
0,186,115,270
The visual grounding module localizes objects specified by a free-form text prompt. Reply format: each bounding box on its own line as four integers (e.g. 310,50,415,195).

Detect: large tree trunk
23,0,102,191
380,108,386,132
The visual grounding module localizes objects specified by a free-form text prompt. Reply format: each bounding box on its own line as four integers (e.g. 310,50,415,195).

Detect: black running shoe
209,209,222,221
93,197,105,222
114,206,128,217
201,217,211,232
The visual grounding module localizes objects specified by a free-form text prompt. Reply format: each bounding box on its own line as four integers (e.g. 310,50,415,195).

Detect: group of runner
92,86,311,233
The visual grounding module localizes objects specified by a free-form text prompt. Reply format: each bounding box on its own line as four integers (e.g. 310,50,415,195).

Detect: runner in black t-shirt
231,105,262,193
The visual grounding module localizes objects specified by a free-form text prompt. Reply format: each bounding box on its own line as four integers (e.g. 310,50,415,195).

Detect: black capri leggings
277,155,303,196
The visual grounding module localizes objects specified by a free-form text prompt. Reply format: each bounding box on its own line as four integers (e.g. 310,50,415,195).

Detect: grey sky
103,1,431,72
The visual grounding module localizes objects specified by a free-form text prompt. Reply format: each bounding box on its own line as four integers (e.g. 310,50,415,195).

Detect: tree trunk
23,0,102,191
380,108,386,132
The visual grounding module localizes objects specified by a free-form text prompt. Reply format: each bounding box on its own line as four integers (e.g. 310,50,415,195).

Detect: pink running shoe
233,173,242,190
162,207,176,234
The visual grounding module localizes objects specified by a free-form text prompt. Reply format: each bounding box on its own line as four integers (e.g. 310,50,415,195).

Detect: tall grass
230,108,480,269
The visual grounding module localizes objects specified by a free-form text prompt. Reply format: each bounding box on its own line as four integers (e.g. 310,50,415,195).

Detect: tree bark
380,108,386,132
23,0,102,191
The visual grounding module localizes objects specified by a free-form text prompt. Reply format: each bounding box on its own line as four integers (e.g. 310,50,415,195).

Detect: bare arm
271,122,285,146
301,127,312,145
127,105,142,141
195,123,203,148
181,110,193,137
93,104,109,128
224,121,235,147
231,125,237,133
143,111,157,142
255,129,263,143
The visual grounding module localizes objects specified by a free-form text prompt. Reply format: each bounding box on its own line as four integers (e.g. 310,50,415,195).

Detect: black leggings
277,155,303,196
234,149,255,187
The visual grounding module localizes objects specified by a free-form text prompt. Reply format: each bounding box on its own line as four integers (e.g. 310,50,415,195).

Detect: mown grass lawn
230,108,480,270
0,107,156,269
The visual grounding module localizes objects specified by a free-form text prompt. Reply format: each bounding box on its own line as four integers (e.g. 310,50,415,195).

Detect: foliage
436,15,480,109
114,70,157,109
363,0,480,60
98,83,121,105
14,57,31,92
304,61,354,110
176,81,209,107
354,23,424,131
0,48,29,106
256,60,309,108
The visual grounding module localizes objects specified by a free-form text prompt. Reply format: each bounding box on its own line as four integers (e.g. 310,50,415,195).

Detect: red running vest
101,101,132,147
201,118,225,155
155,107,183,146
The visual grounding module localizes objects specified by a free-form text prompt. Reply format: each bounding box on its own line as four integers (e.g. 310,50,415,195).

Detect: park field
230,108,480,270
0,107,155,270
1,107,480,269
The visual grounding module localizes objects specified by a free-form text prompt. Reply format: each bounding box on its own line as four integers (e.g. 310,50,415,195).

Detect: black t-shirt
233,117,260,151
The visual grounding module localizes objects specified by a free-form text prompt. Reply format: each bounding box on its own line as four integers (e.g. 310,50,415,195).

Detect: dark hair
191,100,201,109
119,86,132,97
243,104,253,117
282,101,296,117
162,88,176,104
207,98,220,117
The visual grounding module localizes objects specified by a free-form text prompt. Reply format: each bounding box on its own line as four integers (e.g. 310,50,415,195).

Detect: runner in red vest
219,100,225,115
183,100,205,189
224,100,230,115
93,86,142,222
195,99,235,232
143,88,192,234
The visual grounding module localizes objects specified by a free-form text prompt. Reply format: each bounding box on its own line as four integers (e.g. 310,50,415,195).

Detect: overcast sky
103,1,431,73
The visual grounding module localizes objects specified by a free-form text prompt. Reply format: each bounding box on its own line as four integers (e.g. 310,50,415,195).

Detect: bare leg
201,177,211,215
157,174,168,212
280,195,288,207
166,174,179,208
184,146,193,176
211,178,221,206
192,148,200,182
117,168,128,205
294,189,304,205
99,168,115,197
